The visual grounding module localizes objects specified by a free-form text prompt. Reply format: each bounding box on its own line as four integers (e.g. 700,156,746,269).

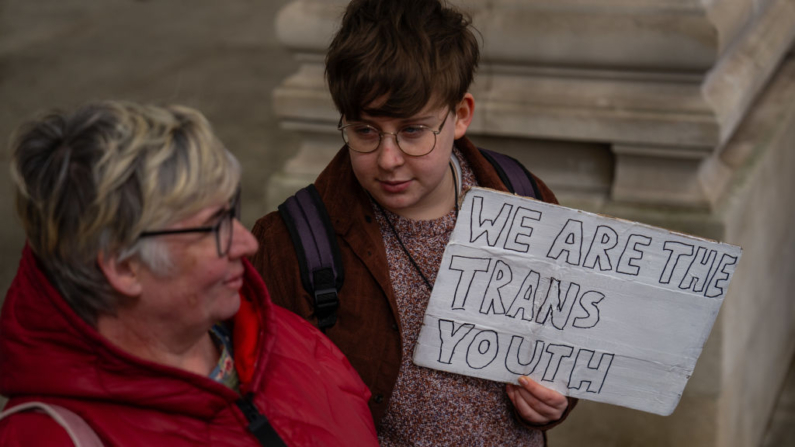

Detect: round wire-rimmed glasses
138,188,241,258
337,111,450,157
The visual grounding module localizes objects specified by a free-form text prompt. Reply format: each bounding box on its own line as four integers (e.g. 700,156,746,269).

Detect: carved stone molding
270,0,795,210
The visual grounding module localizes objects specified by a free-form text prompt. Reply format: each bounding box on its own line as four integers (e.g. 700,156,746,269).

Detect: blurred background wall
0,0,299,293
1,1,793,446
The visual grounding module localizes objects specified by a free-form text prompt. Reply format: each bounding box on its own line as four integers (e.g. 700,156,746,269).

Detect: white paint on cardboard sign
412,187,742,416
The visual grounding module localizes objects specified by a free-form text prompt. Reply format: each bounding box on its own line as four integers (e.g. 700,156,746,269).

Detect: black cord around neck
371,162,459,292
375,200,433,291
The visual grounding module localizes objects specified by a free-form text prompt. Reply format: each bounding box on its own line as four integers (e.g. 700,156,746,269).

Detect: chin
216,293,242,321
378,194,416,211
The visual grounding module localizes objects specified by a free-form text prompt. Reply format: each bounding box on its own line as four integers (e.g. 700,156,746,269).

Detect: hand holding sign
413,187,742,416
507,377,569,424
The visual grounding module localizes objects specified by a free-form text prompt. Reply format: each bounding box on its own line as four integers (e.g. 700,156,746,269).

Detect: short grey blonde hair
10,101,241,325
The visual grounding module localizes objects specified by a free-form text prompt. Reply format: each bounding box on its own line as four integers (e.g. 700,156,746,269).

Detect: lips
224,271,245,289
379,179,411,193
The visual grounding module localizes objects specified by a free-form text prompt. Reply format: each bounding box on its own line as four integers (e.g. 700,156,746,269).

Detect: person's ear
97,251,143,297
453,93,475,139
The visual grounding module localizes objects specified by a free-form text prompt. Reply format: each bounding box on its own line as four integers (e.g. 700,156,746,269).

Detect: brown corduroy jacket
250,136,576,430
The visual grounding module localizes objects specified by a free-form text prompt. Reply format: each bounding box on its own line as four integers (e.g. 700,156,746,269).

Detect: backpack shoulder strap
278,184,344,331
0,401,103,447
478,148,540,199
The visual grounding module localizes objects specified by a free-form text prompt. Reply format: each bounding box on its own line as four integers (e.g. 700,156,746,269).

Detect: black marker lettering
506,270,541,321
470,196,512,247
504,207,541,253
616,234,652,276
480,260,512,315
437,319,474,364
505,336,544,376
568,349,614,393
466,329,499,369
583,225,618,271
547,219,584,266
449,256,491,310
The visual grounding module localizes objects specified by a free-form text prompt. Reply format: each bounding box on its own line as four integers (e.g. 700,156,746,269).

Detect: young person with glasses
251,0,575,445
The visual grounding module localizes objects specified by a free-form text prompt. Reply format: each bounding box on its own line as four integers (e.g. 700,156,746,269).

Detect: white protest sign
412,187,742,416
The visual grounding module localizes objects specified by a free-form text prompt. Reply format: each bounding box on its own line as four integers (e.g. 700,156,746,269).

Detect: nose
228,219,259,258
376,133,405,171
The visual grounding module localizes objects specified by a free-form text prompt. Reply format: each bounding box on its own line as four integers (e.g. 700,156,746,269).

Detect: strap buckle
313,287,339,330
314,287,340,312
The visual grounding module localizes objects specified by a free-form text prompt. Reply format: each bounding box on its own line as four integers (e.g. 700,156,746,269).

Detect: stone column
270,1,795,445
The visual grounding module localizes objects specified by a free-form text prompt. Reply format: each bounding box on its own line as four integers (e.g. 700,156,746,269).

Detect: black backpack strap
478,148,540,199
236,394,288,447
278,184,344,331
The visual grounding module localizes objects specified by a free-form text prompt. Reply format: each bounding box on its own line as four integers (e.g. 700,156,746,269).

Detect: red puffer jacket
0,246,379,446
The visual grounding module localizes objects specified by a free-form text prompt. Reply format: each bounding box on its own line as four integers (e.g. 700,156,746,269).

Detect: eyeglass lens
216,191,241,257
341,125,437,156
342,111,454,157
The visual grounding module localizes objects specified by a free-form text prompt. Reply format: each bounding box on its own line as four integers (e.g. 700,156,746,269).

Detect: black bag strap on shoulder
278,184,344,331
236,394,287,447
478,147,540,199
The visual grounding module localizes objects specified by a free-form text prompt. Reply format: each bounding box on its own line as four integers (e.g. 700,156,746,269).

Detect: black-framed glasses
337,111,450,157
139,189,241,258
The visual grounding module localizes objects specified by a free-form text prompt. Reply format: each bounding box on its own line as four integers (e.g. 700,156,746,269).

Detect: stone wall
0,0,299,300
269,1,795,445
547,55,795,447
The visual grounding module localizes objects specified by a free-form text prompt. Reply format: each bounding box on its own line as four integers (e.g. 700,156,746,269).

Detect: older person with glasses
0,101,379,447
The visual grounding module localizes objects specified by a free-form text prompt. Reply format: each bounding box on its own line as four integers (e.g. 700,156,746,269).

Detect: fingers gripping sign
506,376,568,425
